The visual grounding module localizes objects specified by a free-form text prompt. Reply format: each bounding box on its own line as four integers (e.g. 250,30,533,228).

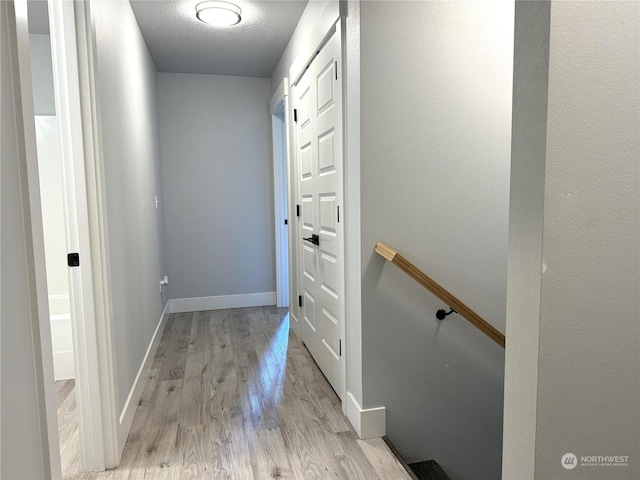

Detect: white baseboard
53,351,75,380
346,391,386,439
117,301,171,451
169,292,276,314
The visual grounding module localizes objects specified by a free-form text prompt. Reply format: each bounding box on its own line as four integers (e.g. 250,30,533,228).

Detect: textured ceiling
129,0,308,77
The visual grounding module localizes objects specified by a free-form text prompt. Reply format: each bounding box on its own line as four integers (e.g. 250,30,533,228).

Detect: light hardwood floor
56,306,411,479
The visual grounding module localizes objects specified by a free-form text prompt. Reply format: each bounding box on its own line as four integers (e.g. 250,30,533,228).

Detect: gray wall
534,2,639,478
270,0,334,94
1,2,48,477
505,2,639,479
93,0,167,413
157,73,274,300
359,1,513,478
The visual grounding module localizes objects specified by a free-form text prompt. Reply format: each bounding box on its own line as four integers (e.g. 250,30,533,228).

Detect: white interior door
294,29,344,398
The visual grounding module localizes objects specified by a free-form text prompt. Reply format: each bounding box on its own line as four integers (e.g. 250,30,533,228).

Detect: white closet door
294,29,344,398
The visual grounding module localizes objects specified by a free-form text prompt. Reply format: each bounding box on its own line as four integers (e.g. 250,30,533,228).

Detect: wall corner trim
346,391,386,439
169,292,277,314
117,301,171,450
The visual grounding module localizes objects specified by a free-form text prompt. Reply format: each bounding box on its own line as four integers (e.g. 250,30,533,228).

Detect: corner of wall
346,391,386,439
343,0,363,407
501,2,551,479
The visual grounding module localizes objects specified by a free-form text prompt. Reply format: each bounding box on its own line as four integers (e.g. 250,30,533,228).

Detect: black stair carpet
408,460,452,480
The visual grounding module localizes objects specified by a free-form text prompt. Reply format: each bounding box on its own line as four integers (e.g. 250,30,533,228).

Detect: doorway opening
271,85,291,309
20,0,120,475
27,1,79,477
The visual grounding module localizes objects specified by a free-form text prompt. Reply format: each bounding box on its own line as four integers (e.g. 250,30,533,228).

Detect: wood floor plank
55,379,75,407
57,306,412,480
359,436,417,480
60,425,81,478
139,379,182,479
57,381,79,459
205,342,241,425
219,414,255,480
332,430,381,480
157,313,191,382
180,321,207,428
112,369,160,479
172,423,219,479
279,400,339,479
247,427,294,480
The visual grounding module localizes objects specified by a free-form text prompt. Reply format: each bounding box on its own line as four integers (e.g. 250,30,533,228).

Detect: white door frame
289,19,348,410
270,79,291,309
49,0,121,471
10,1,62,477
14,0,120,472
48,0,119,469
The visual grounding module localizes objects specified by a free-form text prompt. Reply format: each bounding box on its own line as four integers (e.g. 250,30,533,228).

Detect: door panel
318,129,336,174
301,195,313,230
320,252,338,297
303,245,315,281
293,29,344,398
317,61,335,114
319,194,337,235
300,144,313,179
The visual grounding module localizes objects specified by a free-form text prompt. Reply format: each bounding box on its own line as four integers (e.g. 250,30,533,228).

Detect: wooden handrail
375,241,505,348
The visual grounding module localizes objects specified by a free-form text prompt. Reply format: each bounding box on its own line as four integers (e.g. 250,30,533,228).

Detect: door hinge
339,339,342,357
296,204,300,217
293,109,298,123
298,295,303,307
335,60,338,80
337,205,340,223
284,219,288,225
67,253,80,267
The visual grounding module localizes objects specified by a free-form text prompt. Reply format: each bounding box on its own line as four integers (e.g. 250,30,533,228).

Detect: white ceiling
129,0,308,78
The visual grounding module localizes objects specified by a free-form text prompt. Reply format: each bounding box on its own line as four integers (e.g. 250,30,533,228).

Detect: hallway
58,307,411,479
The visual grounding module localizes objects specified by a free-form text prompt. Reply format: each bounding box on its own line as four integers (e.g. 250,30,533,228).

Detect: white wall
1,1,50,477
28,33,55,115
359,1,513,478
535,2,638,478
32,115,66,312
30,31,74,380
34,116,74,380
157,73,274,302
93,0,167,413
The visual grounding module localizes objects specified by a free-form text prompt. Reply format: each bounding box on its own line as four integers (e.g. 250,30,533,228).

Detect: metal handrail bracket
375,241,506,348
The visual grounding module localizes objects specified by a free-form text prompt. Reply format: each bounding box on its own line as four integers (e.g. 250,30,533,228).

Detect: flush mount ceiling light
196,1,242,27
